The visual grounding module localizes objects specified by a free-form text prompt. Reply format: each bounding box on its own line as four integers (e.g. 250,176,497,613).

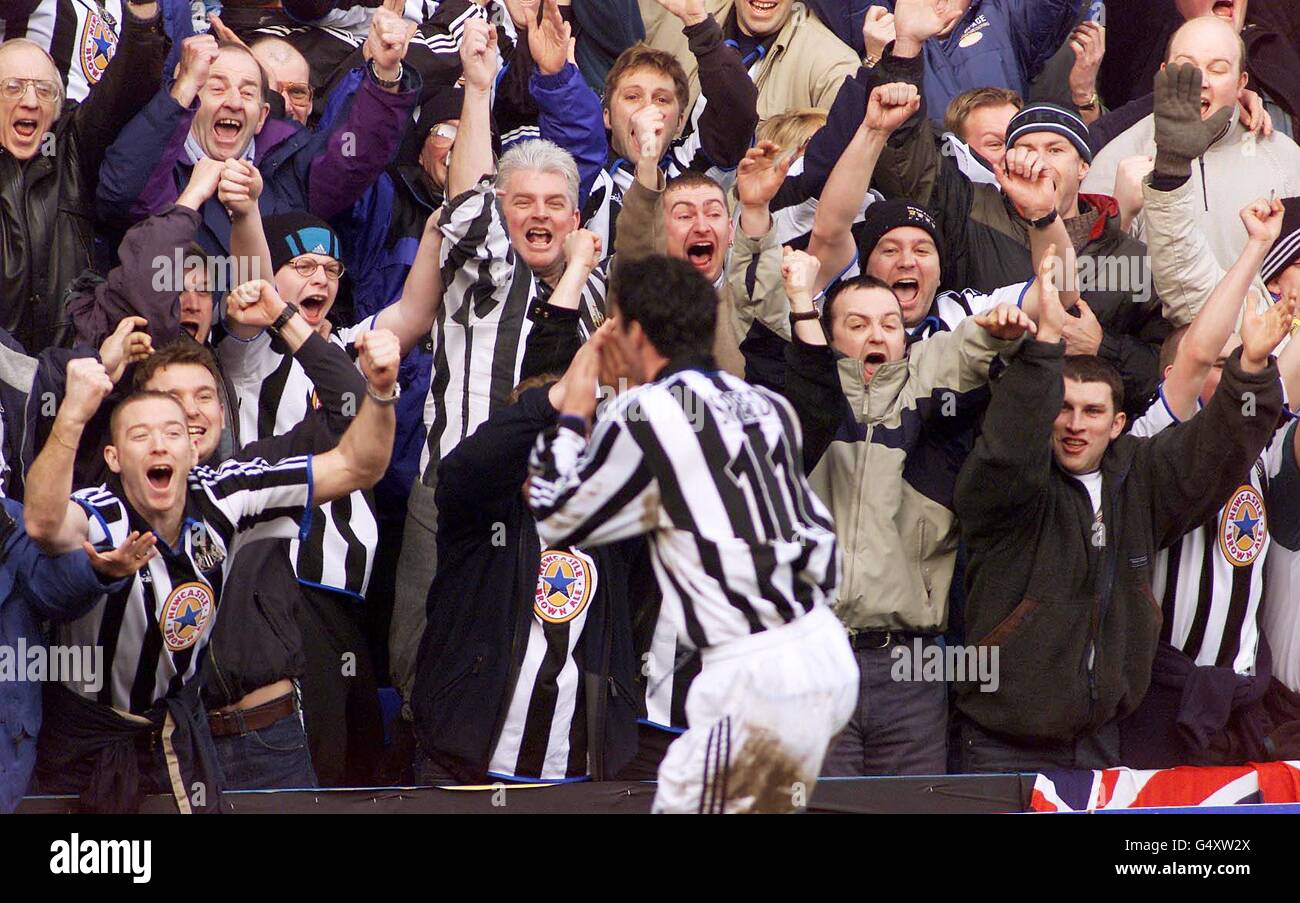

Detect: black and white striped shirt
487,535,597,781
420,180,607,483
58,456,313,714
1132,391,1295,674
0,0,123,102
528,365,839,650
216,322,378,599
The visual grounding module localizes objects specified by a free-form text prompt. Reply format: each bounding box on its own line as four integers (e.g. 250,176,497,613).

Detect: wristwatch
1075,91,1100,112
368,59,403,90
366,382,401,405
1028,209,1060,229
790,309,820,323
269,302,299,336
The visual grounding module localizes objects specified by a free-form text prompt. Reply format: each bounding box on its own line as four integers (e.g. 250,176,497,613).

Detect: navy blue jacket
0,501,125,813
807,0,1079,118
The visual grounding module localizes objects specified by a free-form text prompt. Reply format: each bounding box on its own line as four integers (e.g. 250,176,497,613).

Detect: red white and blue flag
1030,761,1300,811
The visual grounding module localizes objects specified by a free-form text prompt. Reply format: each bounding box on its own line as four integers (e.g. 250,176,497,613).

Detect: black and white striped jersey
1132,392,1298,675
528,366,840,650
639,609,697,731
58,456,314,714
419,180,607,484
216,322,378,600
487,535,598,781
1263,421,1300,693
0,0,123,102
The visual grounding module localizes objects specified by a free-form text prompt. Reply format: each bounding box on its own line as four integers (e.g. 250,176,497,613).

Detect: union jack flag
1030,761,1300,811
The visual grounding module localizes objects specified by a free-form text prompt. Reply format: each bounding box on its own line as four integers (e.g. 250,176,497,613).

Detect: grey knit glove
1152,62,1235,179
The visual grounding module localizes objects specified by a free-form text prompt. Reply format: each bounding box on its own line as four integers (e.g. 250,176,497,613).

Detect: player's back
625,367,841,649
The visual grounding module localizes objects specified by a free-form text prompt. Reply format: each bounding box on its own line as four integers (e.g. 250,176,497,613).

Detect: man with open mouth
849,51,1175,418
213,163,445,783
582,0,758,250
95,6,421,263
0,0,167,353
1085,15,1300,297
22,326,400,812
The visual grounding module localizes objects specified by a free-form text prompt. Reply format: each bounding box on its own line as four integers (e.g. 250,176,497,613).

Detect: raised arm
220,162,276,341
653,0,758,171
310,328,400,505
22,358,112,553
1161,199,1283,420
807,82,919,297
528,0,608,204
448,16,500,201
372,214,446,356
521,229,602,381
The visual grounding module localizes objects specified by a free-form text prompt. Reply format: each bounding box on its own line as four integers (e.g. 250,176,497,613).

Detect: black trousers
298,584,385,786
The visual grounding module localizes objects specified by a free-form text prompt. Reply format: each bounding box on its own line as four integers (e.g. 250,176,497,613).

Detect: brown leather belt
207,692,297,737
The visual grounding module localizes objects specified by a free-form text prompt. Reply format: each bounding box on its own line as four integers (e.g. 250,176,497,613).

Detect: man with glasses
211,158,446,782
0,0,166,353
95,6,422,262
251,35,315,126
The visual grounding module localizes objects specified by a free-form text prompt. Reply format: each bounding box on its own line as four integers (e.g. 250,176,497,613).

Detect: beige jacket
1141,175,1272,328
729,229,1018,631
612,173,787,376
638,0,858,120
1083,110,1300,285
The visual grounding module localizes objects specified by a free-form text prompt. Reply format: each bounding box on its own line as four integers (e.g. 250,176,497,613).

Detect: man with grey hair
387,14,609,722
250,36,315,126
0,3,166,352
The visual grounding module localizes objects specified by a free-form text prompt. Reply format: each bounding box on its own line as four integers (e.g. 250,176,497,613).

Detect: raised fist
997,146,1058,223
356,328,401,395
172,34,220,104
365,7,417,82
226,279,287,329
630,103,669,164
865,82,921,136
781,247,821,299
563,229,603,271
459,16,500,93
1240,197,1285,246
62,357,115,426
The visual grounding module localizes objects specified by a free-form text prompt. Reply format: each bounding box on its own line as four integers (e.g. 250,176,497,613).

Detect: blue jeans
212,710,319,790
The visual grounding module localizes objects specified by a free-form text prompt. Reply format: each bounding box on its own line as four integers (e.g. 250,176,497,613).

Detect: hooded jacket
0,8,166,353
955,341,1283,743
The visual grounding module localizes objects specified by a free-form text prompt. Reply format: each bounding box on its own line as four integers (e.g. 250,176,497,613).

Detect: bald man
0,4,166,352
1083,16,1300,278
252,36,315,126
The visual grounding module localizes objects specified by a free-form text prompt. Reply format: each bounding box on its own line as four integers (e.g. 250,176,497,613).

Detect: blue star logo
93,33,113,64
1233,511,1260,543
542,567,576,600
174,603,201,631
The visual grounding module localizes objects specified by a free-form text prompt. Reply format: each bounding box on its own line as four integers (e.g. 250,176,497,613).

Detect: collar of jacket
655,352,718,381
1075,193,1121,244
714,0,807,58
835,351,908,423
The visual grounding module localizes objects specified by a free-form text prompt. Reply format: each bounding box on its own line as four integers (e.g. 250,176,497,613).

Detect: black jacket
411,385,645,782
0,9,166,353
954,341,1284,743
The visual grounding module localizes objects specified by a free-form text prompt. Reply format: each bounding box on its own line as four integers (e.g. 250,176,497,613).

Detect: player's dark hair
108,391,189,442
612,255,716,361
821,273,899,335
1062,354,1125,414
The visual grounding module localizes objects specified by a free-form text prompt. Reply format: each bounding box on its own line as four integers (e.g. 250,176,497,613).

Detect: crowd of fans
0,0,1299,813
